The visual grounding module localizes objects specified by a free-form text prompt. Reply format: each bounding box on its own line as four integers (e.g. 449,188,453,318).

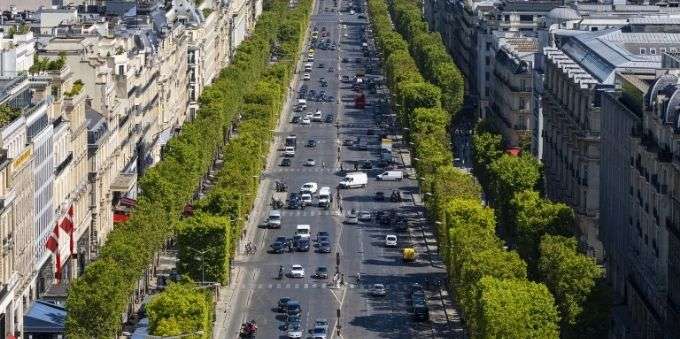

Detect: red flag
59,206,74,233
45,224,61,280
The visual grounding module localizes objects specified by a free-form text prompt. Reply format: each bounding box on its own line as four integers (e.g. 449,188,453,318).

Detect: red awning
505,147,521,156
113,213,129,223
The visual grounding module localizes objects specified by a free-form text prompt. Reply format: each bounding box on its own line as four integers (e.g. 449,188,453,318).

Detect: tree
177,213,231,284
146,281,212,338
488,154,541,233
538,235,604,332
476,277,560,339
471,131,503,189
510,190,575,268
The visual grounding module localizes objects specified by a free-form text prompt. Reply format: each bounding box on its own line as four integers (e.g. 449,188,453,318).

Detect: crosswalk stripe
268,284,273,289
258,284,263,289
304,283,309,288
276,283,282,289
286,283,291,289
295,283,300,289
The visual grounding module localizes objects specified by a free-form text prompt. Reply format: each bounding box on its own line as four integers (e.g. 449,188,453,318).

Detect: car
369,283,387,297
300,182,318,194
286,300,302,315
342,139,354,146
307,139,318,147
358,14,366,18
296,239,311,252
284,146,295,157
354,143,368,151
312,111,323,121
287,323,303,338
311,326,328,339
342,58,349,63
317,231,330,240
315,235,330,245
301,117,311,125
278,297,292,312
345,210,359,224
313,266,329,279
291,115,301,123
270,241,285,253
318,63,325,68
303,73,311,80
358,210,372,222
328,67,334,72
318,241,332,253
325,114,334,123
281,158,292,166
276,236,288,244
301,193,313,206
305,158,316,166
385,234,397,247
360,161,373,169
314,319,330,331
289,264,305,278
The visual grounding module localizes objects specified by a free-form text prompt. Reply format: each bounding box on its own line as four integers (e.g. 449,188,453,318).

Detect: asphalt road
224,0,452,337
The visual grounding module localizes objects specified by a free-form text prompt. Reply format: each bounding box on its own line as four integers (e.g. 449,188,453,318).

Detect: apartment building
599,66,680,338
489,34,537,150
0,31,35,78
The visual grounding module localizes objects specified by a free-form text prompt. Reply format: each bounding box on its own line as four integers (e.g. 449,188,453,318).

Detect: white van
318,186,332,207
312,110,323,122
267,210,282,228
339,172,368,188
297,99,307,110
296,224,311,238
377,170,403,181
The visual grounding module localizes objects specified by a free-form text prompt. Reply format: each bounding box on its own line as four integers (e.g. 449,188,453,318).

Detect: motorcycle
240,320,258,337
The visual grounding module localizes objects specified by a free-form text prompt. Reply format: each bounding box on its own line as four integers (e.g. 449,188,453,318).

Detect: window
485,56,490,65
661,48,667,53
485,72,490,82
519,15,533,22
486,42,492,51
591,27,599,31
504,15,510,21
640,48,647,54
650,48,657,55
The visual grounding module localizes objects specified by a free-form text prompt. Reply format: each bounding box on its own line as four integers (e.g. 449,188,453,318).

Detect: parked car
369,283,387,297
289,265,305,278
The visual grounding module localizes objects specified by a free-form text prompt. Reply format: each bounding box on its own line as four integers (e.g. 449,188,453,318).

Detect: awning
111,172,137,193
24,300,66,334
113,213,129,223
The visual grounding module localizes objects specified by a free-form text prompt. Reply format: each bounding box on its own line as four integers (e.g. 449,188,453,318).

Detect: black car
307,139,318,147
318,241,332,253
278,297,292,312
315,236,330,246
318,63,325,68
270,241,285,254
325,114,334,123
314,266,329,279
317,231,330,240
342,58,349,63
275,236,288,244
286,300,302,316
292,115,301,123
287,193,303,209
360,161,373,169
281,158,292,166
296,239,311,252
413,302,429,321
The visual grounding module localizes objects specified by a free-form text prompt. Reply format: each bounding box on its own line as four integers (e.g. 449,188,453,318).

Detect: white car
301,117,311,125
284,146,296,157
358,210,372,222
290,264,305,278
345,210,359,224
287,323,303,338
385,234,397,247
312,111,323,121
305,158,316,166
369,283,387,297
303,73,311,80
350,9,355,15
300,182,318,194
301,193,313,206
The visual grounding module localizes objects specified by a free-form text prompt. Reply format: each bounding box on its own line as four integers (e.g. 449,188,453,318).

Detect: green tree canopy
146,281,212,338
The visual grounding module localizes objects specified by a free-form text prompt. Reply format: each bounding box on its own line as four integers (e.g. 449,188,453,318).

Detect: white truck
377,170,403,181
318,186,332,207
339,172,368,189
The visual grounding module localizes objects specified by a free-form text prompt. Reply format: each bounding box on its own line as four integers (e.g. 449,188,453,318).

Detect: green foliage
29,52,66,74
510,190,575,270
488,153,541,230
5,24,30,38
471,131,503,190
0,104,21,128
64,79,84,97
146,280,212,338
538,235,604,332
477,277,560,339
177,213,231,284
65,0,312,335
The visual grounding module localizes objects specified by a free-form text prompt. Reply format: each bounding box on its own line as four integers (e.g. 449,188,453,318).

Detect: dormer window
650,48,657,55
641,48,647,54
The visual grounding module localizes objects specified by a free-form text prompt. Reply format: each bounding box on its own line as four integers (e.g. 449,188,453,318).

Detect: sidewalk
400,145,468,339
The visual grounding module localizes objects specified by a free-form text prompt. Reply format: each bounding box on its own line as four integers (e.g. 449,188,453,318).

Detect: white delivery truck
377,170,403,181
339,172,368,188
296,224,311,238
318,186,332,207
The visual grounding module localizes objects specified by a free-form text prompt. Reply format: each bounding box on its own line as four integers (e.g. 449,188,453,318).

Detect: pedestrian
340,163,344,171
322,161,326,168
339,204,343,214
354,162,358,171
341,274,345,285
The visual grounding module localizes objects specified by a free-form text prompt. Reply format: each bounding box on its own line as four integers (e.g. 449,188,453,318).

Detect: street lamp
185,247,212,284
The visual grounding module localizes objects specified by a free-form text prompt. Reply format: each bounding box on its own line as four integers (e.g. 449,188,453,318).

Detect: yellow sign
11,147,32,172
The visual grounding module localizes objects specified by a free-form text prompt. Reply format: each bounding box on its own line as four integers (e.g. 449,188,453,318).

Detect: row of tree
146,280,214,337
472,128,611,337
64,0,311,337
366,0,563,337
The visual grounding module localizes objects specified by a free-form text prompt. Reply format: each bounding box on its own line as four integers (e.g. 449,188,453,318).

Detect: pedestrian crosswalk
242,282,435,290
279,210,339,217
268,167,338,174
